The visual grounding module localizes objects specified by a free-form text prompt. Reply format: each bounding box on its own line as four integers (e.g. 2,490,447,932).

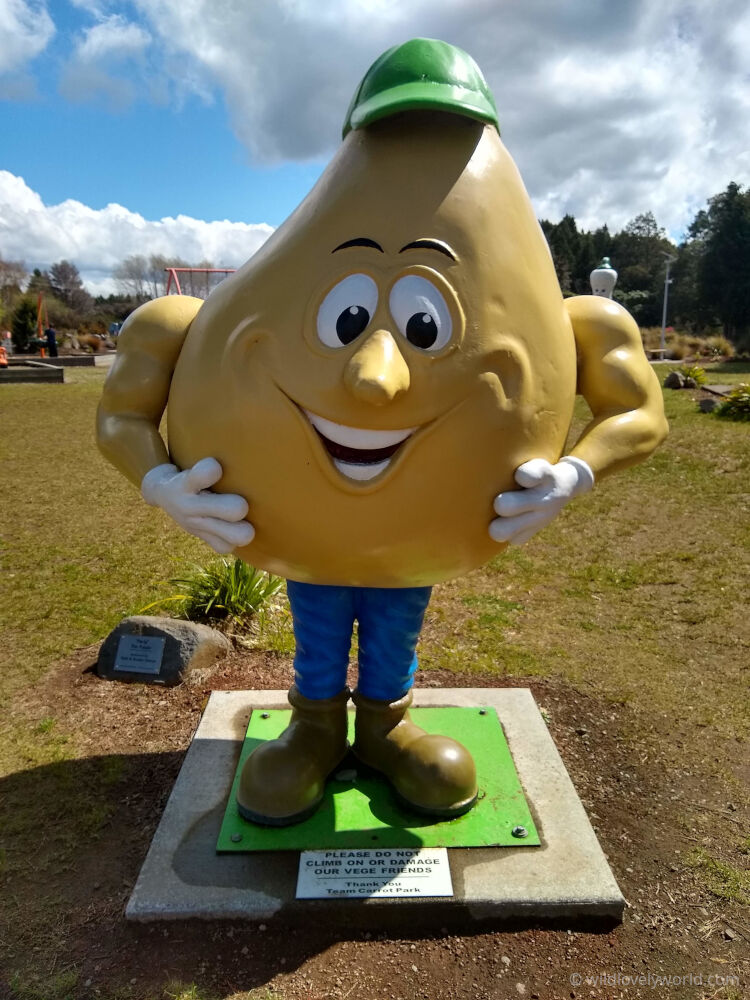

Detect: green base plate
217,706,540,852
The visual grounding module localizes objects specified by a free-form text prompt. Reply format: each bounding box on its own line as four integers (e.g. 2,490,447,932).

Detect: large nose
344,329,410,405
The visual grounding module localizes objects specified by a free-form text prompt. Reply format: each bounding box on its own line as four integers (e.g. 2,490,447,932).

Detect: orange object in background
0,344,7,368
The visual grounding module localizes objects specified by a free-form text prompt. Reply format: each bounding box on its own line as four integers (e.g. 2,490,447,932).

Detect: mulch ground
1,644,748,1000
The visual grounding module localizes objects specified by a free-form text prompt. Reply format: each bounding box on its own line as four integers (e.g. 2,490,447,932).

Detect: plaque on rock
114,635,165,675
96,615,231,686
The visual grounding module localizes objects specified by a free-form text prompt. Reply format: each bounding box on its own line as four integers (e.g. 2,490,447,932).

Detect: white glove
489,456,594,547
141,457,255,554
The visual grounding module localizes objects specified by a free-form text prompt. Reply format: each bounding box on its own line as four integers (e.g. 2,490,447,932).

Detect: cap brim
346,80,499,135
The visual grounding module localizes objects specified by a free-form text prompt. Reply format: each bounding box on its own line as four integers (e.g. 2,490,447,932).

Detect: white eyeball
389,275,452,352
317,274,378,348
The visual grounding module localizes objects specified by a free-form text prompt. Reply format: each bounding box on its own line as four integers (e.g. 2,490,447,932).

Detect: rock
699,398,718,412
97,615,230,687
723,928,738,941
664,371,685,389
683,376,698,389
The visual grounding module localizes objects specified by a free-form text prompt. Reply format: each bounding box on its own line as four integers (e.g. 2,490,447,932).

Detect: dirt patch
1,645,748,1000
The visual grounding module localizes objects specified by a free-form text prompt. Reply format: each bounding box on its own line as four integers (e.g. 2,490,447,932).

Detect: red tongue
315,429,403,464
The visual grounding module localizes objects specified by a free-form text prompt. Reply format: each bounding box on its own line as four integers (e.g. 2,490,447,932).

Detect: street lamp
660,253,677,356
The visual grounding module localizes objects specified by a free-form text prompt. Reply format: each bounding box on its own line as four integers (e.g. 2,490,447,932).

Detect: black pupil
406,312,438,349
336,305,370,344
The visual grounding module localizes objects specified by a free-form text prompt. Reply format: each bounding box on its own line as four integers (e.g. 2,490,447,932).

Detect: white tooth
304,409,415,449
333,458,391,481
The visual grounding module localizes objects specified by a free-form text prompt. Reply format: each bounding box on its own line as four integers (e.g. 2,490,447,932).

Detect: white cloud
68,0,107,15
0,0,54,75
77,15,151,60
60,14,152,107
7,1,750,239
0,171,273,295
119,0,750,237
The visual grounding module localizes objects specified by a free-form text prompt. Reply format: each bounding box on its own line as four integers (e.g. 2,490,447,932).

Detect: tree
610,213,677,325
113,255,149,300
691,183,750,348
541,214,580,292
591,224,613,262
0,256,26,326
114,254,188,299
146,255,188,297
573,231,600,294
668,239,710,332
541,217,616,296
48,259,92,313
11,298,38,353
26,268,52,296
0,256,26,305
93,293,142,323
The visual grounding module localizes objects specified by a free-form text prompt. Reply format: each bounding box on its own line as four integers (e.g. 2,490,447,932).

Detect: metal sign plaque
296,847,453,899
114,634,165,675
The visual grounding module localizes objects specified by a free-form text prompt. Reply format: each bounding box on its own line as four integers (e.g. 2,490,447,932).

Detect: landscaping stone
704,384,733,397
664,371,685,389
683,376,698,389
699,398,719,412
97,615,230,686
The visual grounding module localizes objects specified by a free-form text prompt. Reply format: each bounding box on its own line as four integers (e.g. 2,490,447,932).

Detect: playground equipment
36,293,48,357
165,267,236,298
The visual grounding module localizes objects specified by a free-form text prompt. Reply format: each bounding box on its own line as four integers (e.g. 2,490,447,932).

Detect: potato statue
97,39,667,827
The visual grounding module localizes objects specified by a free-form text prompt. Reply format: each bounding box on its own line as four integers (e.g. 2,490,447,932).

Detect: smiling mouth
303,409,417,481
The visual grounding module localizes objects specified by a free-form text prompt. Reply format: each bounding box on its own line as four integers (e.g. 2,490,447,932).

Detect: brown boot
237,685,349,826
352,689,477,817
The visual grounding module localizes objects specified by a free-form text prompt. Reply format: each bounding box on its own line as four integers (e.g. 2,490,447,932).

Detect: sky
1,0,749,295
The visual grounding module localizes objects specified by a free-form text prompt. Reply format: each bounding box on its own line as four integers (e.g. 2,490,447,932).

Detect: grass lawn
0,367,207,703
1,359,748,1000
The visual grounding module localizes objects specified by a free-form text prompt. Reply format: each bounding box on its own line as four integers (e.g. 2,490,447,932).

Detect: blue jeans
285,582,433,702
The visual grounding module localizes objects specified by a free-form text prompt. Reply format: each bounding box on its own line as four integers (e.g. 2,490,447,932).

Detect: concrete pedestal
126,688,624,926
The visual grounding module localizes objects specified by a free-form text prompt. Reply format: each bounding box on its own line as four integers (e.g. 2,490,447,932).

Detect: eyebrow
399,239,456,261
332,237,384,253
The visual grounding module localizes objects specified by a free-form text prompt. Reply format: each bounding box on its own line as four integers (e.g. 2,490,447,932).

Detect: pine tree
694,183,750,348
11,298,38,353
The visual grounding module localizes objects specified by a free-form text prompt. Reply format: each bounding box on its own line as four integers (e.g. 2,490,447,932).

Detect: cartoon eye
389,275,452,351
317,274,378,348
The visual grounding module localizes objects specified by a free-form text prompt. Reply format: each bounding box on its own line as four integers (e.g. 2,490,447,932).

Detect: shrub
703,334,734,358
10,297,37,353
715,384,750,422
639,327,735,360
149,558,283,627
679,364,707,385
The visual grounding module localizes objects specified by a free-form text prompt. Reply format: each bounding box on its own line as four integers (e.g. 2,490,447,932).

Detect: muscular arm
565,295,668,479
96,296,203,487
491,295,668,545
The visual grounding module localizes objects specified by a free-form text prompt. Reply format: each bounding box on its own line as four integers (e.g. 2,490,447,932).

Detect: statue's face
168,115,577,585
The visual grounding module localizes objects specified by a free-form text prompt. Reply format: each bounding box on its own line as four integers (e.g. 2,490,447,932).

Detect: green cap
343,38,499,138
